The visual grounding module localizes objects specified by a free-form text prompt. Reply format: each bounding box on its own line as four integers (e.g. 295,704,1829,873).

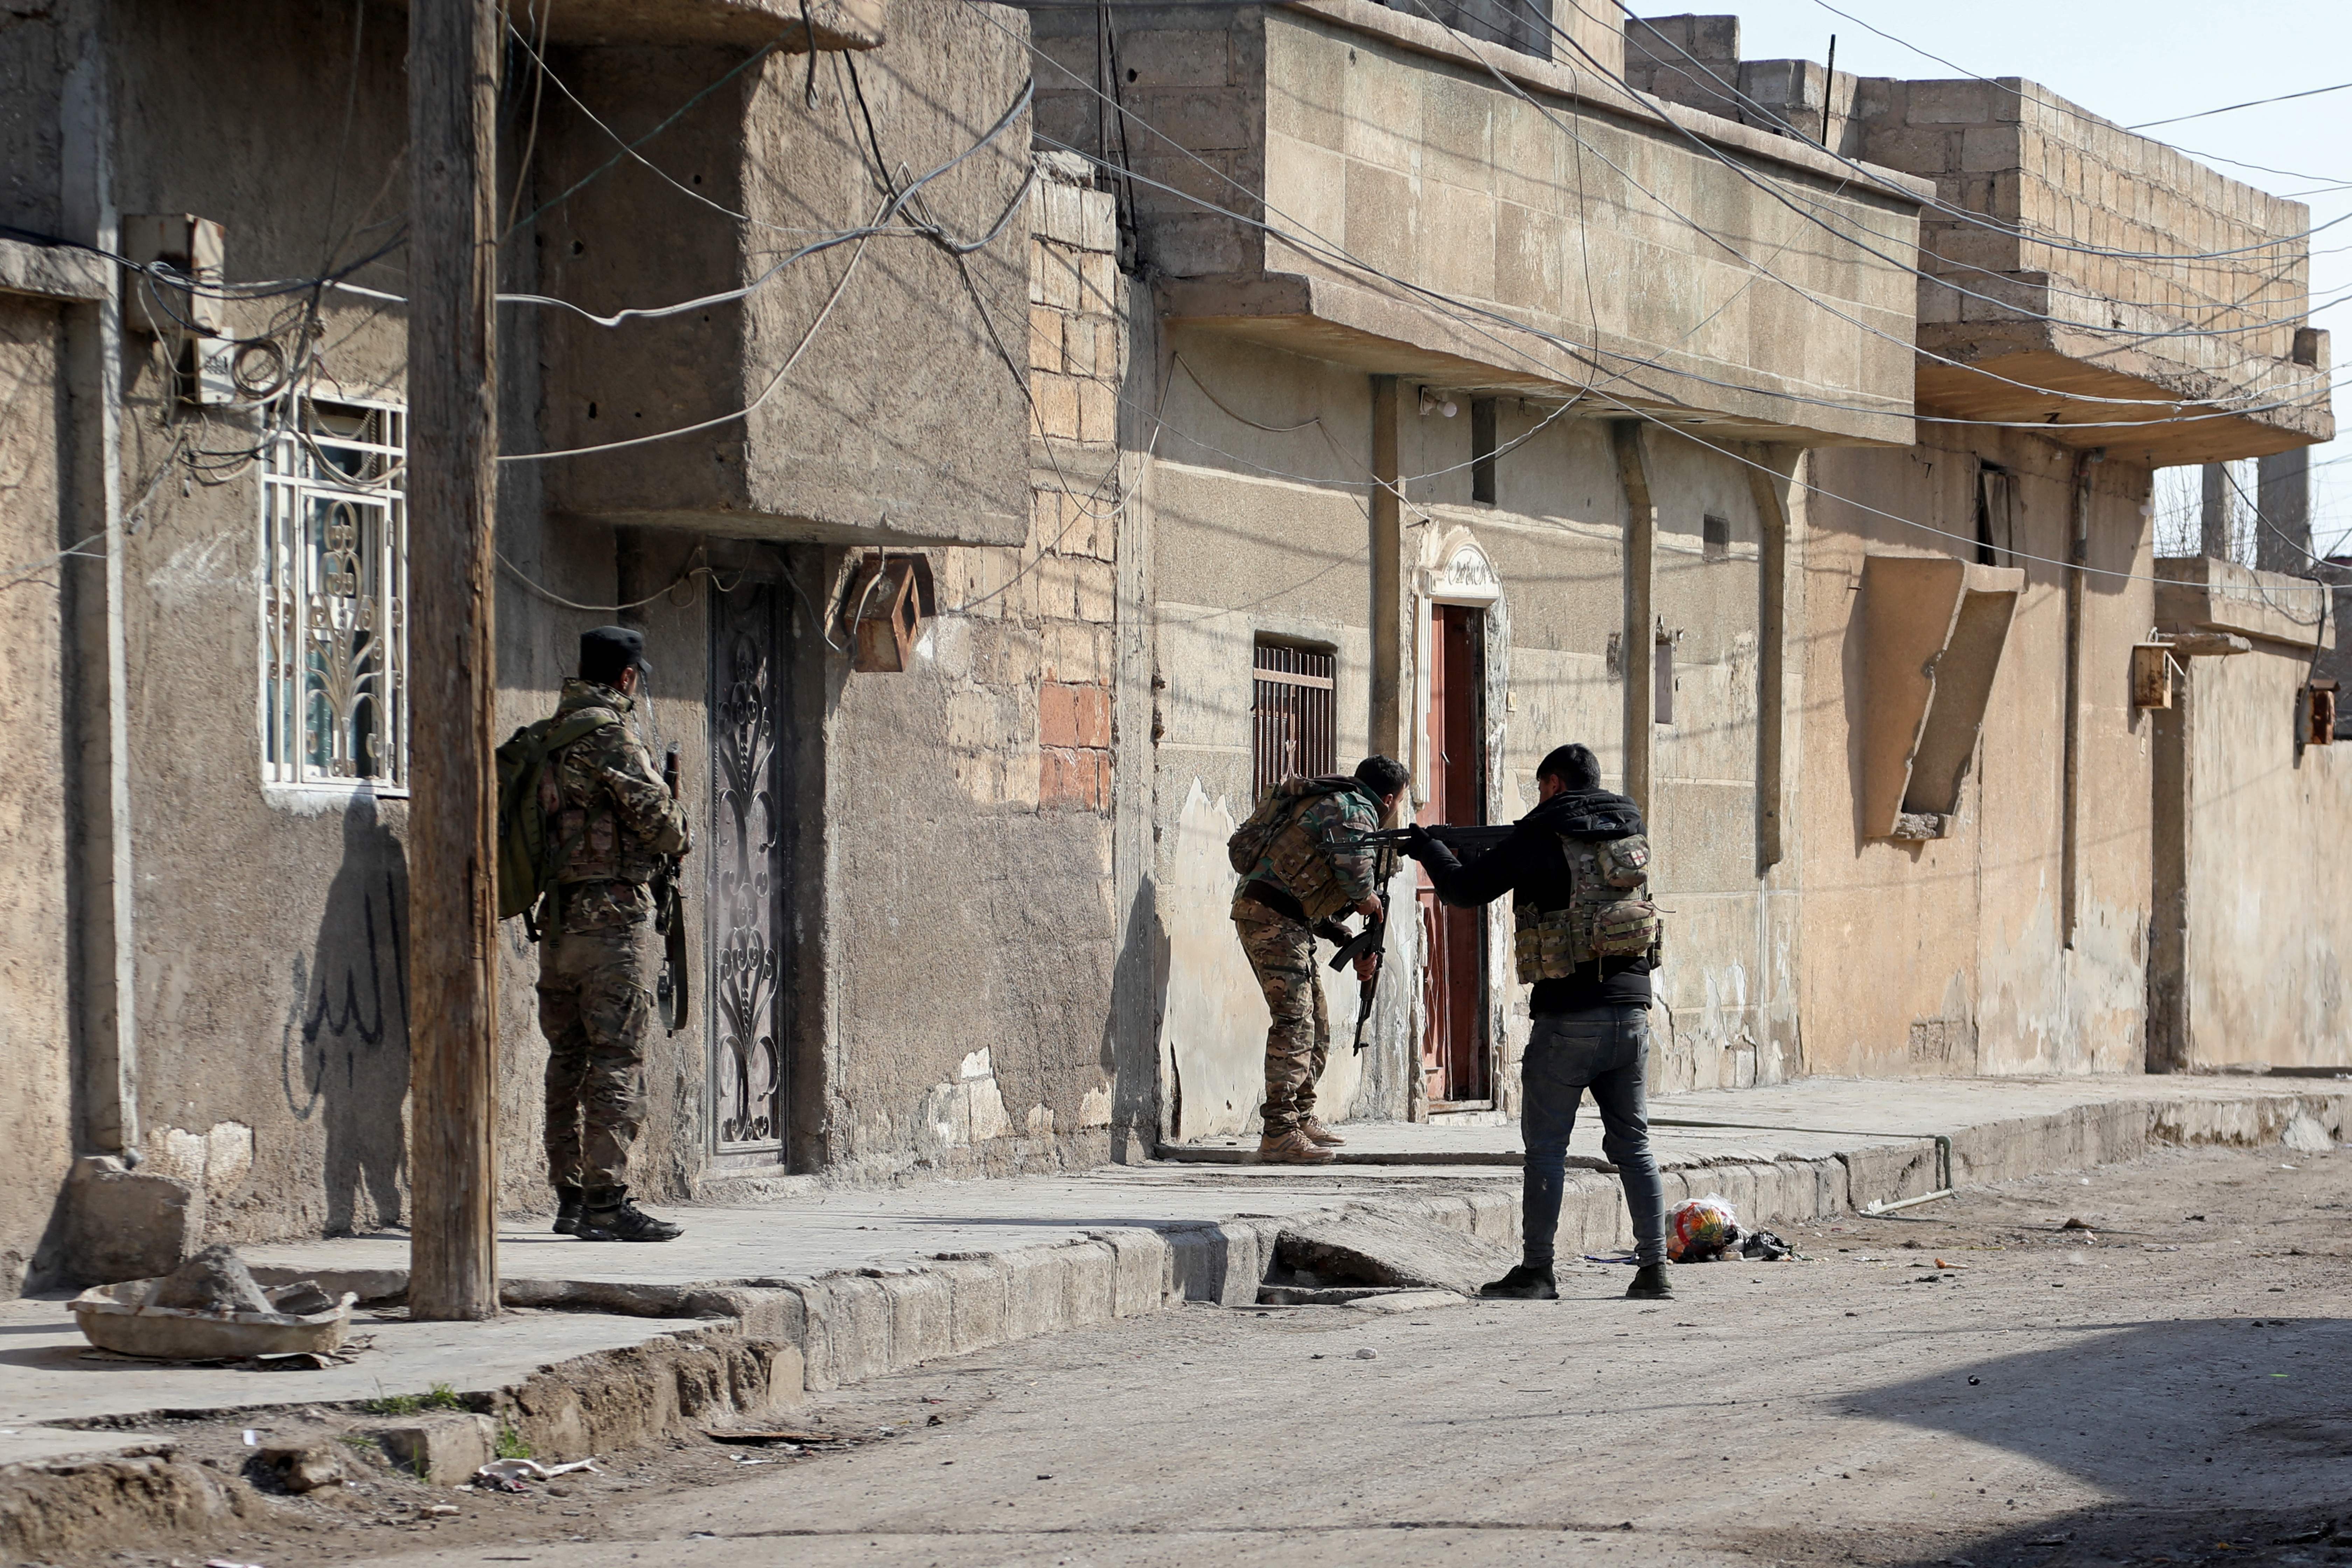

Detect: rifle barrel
1363,823,1516,861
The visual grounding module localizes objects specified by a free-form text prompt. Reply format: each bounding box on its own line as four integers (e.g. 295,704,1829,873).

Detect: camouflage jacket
549,679,690,896
1232,777,1383,921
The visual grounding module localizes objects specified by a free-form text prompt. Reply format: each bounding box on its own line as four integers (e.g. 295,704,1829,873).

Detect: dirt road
108,1144,2352,1568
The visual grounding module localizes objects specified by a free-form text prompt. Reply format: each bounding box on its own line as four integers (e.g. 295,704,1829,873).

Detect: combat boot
1626,1262,1673,1300
1298,1116,1347,1147
1257,1128,1335,1164
576,1187,685,1243
552,1185,584,1236
1479,1264,1559,1300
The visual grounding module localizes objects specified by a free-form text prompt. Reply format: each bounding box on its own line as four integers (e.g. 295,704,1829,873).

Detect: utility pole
406,0,502,1321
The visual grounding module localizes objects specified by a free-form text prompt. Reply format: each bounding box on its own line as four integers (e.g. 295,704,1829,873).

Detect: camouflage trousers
536,913,657,1191
1233,898,1329,1134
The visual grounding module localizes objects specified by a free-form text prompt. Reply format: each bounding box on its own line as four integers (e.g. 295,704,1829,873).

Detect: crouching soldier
538,626,692,1242
1227,756,1410,1164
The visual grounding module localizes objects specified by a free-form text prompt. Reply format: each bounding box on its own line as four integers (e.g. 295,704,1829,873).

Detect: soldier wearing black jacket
1404,742,1670,1301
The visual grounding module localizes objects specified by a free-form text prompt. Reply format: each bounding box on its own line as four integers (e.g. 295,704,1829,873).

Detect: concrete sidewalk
2,1073,2343,1462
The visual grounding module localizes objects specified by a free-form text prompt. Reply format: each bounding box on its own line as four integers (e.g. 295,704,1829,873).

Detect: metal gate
708,578,784,1156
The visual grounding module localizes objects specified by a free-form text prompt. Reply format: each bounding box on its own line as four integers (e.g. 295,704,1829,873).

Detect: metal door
709,578,784,1155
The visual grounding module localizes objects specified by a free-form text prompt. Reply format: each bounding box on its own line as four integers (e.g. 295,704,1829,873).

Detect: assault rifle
1357,823,1516,863
654,746,690,1035
1324,900,1386,1055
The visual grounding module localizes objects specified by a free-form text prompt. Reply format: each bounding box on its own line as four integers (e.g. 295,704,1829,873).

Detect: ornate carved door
709,578,785,1157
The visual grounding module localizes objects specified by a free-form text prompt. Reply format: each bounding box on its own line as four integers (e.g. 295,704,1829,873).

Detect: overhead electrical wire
496,200,882,465
2128,79,2352,133
494,77,1035,327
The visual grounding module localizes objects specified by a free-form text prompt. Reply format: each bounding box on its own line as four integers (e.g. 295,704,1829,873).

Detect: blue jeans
1521,1007,1666,1268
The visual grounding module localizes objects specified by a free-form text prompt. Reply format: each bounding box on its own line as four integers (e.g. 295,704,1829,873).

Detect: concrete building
1027,0,1931,1132
0,0,2339,1296
0,0,1142,1294
1624,16,2334,1079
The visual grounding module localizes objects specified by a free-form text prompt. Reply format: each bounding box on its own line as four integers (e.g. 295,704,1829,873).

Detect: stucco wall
2154,572,2350,1071
0,294,75,1292
99,0,418,1240
1147,332,1382,1139
1799,434,2156,1077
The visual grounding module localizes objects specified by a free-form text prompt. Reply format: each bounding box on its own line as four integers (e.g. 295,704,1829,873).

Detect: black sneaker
1479,1264,1559,1300
552,1185,583,1236
1626,1263,1672,1300
576,1191,684,1243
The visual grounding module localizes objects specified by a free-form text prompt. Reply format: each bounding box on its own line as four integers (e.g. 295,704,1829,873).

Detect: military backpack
1228,776,1367,922
495,706,617,939
1512,832,1662,982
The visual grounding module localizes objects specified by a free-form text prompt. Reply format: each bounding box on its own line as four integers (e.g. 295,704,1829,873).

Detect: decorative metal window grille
1252,641,1335,801
260,398,408,790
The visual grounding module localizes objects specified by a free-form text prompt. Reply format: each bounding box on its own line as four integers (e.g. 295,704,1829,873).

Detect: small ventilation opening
1470,398,1498,505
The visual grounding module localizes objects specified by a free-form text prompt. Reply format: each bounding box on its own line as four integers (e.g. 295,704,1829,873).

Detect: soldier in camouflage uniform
1230,755,1409,1163
539,626,692,1243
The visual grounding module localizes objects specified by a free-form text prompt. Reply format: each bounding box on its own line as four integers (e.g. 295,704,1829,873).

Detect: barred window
260,398,408,791
1252,640,1335,801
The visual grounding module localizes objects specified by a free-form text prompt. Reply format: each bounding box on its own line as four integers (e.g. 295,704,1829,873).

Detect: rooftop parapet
1028,0,1929,447
1624,16,2332,465
1851,77,2331,465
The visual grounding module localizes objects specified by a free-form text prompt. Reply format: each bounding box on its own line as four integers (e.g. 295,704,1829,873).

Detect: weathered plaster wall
2151,564,2350,1071
2176,645,2352,1068
99,0,420,1241
0,1,63,236
83,0,699,1239
806,160,1129,1182
1637,428,1786,1090
1146,332,1381,1140
1799,434,2156,1077
0,294,75,1292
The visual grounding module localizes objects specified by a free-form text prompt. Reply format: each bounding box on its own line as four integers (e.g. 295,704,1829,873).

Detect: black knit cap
580,624,652,684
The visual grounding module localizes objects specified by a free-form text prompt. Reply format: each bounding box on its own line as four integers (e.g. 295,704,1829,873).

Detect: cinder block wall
1849,78,2313,372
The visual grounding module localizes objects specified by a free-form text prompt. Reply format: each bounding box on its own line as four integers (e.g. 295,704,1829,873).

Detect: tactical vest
552,718,668,888
1512,832,1662,983
1261,795,1362,922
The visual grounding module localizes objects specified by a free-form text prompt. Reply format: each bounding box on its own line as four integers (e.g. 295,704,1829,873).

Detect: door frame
1409,526,1514,1119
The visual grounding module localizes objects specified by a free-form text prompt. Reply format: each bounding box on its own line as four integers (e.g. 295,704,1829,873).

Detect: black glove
1401,824,1437,861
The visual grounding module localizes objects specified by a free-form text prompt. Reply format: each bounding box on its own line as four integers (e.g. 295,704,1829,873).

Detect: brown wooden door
1418,604,1489,1105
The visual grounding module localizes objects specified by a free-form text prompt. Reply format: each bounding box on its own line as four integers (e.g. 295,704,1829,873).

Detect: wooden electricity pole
406,0,502,1321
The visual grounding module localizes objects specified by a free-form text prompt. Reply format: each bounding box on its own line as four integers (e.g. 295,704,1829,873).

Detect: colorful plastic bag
1667,1194,1742,1262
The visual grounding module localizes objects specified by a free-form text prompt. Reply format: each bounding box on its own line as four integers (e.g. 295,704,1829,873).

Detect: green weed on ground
358,1382,466,1416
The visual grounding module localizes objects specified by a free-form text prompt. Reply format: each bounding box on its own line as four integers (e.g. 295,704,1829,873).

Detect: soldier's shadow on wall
281,793,410,1234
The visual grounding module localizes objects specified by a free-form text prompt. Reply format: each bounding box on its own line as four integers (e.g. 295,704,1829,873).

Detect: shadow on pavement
1837,1314,2352,1566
